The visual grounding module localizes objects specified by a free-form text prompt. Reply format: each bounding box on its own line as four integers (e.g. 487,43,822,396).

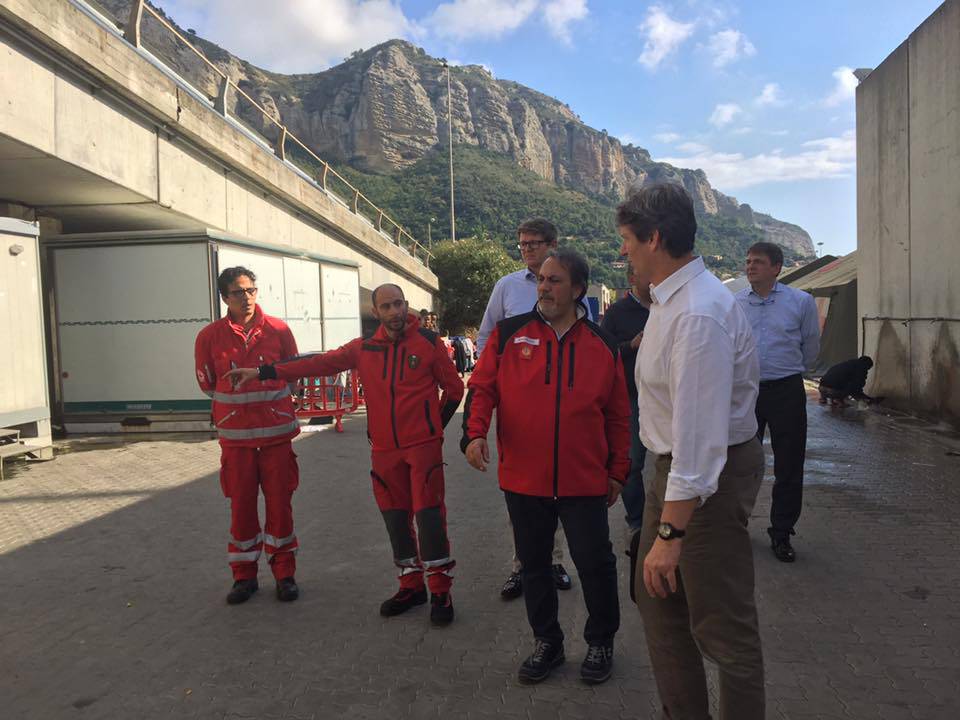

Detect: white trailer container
0,217,53,473
43,229,360,432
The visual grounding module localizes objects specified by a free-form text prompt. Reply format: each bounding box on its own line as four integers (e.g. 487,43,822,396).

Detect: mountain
98,2,816,267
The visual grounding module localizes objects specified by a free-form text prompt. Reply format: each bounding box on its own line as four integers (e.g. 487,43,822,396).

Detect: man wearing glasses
195,266,302,605
477,219,590,600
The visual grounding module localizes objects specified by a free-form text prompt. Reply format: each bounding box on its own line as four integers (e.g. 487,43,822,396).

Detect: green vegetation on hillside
293,145,799,286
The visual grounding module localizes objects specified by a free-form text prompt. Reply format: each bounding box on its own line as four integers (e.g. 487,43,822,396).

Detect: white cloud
755,82,784,106
542,0,589,44
706,29,755,68
169,0,416,73
638,6,695,70
658,130,856,190
709,102,742,128
824,66,858,106
653,132,681,143
427,0,538,41
677,141,708,153
732,126,754,135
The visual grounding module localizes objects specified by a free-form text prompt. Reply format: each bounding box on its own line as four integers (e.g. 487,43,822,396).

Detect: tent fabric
778,255,838,286
784,252,859,377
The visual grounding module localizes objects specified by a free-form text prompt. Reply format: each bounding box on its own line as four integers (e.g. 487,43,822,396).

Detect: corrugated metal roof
779,255,838,285
789,251,857,291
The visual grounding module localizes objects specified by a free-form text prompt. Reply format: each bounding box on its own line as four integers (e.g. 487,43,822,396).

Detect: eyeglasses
227,287,258,299
518,240,548,250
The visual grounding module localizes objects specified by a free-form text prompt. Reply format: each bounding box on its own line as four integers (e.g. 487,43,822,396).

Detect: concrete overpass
0,0,440,433
0,0,438,308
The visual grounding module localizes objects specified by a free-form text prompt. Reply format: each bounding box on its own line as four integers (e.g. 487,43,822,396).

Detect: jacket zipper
568,343,576,387
216,409,239,427
544,341,553,384
552,342,565,500
381,347,388,380
389,342,400,448
399,347,407,381
423,399,436,436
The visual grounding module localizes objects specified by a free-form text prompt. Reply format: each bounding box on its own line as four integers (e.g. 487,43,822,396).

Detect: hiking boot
501,572,522,600
518,639,565,684
771,537,796,563
552,563,572,590
430,592,454,626
580,644,614,684
379,587,427,617
276,577,299,602
226,578,258,605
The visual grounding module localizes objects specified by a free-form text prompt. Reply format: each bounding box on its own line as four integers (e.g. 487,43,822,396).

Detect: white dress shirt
636,257,759,503
477,268,593,354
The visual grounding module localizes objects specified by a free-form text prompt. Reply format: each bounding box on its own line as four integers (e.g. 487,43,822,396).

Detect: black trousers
755,374,807,539
504,491,620,647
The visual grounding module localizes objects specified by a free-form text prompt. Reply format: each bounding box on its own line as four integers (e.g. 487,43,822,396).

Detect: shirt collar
748,281,783,299
649,257,706,306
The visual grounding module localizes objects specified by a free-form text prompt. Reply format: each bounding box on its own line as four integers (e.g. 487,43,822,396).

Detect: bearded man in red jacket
462,249,630,685
226,284,464,625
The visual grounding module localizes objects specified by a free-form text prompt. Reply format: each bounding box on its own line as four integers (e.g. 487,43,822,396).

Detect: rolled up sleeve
665,315,735,503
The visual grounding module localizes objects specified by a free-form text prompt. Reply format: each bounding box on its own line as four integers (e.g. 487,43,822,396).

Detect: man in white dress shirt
477,218,576,599
618,184,766,720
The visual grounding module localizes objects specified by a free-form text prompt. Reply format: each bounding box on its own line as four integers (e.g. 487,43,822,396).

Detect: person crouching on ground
461,249,630,685
225,284,464,626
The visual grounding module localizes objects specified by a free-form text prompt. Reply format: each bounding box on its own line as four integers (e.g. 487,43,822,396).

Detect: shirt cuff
664,470,716,505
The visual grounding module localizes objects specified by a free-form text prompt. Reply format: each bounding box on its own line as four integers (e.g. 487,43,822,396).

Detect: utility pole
817,241,824,257
443,61,457,243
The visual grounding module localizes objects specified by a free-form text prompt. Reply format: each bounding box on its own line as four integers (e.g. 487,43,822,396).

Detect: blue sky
158,0,943,257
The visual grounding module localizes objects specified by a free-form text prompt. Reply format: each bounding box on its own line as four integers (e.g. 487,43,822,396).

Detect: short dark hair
517,218,558,244
616,183,697,259
544,248,590,302
747,241,784,268
217,266,256,299
372,283,404,306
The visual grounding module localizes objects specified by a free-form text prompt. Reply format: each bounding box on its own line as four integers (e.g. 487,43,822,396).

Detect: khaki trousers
634,439,766,720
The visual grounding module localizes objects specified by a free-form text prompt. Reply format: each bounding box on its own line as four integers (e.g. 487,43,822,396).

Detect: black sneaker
771,537,796,563
379,587,427,617
430,592,454,626
500,572,523,600
552,564,572,591
518,640,565,684
276,577,299,602
580,644,614,684
226,578,258,605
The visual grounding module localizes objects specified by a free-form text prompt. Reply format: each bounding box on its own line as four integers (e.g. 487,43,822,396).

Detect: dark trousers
622,402,647,530
755,374,807,539
504,491,620,647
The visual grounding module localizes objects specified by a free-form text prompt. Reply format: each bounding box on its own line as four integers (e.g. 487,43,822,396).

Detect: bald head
371,283,404,307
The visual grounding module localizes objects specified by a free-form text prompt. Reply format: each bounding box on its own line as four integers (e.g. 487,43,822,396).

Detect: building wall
857,0,960,425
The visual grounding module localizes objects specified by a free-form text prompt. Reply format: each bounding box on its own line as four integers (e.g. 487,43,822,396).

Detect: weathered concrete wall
0,0,437,311
857,0,960,425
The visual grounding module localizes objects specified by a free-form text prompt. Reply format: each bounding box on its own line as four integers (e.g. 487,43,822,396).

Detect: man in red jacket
226,284,464,625
462,249,630,685
195,267,302,605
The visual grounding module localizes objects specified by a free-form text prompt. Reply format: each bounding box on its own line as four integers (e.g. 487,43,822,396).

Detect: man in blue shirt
736,242,820,563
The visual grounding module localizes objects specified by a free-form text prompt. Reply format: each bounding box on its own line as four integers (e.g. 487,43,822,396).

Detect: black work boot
552,563,572,590
769,528,796,563
276,577,299,602
379,587,428,617
580,643,614,684
226,578,258,605
430,592,455,626
517,640,565,684
500,572,522,600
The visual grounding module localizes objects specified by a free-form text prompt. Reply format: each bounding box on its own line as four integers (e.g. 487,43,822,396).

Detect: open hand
222,367,259,387
643,537,683,598
607,478,623,507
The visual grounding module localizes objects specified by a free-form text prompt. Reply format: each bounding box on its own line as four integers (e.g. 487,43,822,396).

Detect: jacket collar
226,305,264,336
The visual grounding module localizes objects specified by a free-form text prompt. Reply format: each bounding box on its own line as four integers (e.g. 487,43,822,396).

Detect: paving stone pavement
1,392,959,719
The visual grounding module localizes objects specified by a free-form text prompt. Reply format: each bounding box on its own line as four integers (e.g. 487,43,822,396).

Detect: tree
430,237,521,332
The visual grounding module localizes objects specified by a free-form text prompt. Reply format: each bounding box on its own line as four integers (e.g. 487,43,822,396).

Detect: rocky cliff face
98,2,814,256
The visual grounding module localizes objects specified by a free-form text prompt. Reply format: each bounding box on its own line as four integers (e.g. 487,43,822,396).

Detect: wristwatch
657,522,686,540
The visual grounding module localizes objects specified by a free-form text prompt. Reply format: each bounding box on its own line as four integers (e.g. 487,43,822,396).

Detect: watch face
658,523,671,539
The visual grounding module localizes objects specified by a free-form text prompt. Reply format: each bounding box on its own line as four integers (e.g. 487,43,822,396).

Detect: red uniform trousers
370,439,455,594
220,441,299,581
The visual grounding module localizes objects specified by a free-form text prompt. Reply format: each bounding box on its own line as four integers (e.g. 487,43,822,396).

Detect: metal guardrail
121,0,432,266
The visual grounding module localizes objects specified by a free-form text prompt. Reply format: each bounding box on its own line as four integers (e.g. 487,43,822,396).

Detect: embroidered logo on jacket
408,354,420,369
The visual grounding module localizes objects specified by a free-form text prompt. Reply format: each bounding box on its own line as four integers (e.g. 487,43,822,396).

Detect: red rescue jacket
461,309,630,498
195,306,300,448
265,314,464,452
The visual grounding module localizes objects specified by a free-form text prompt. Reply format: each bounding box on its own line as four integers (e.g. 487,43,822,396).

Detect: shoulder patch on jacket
417,327,439,346
583,320,619,358
496,311,539,354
